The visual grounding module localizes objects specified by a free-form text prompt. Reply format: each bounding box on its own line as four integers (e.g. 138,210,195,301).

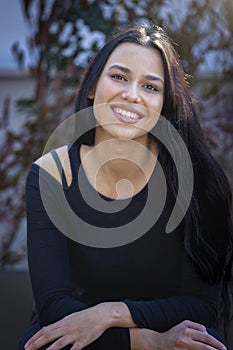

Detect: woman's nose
121,82,141,103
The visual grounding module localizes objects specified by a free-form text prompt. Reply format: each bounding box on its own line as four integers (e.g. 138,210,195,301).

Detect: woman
19,22,232,349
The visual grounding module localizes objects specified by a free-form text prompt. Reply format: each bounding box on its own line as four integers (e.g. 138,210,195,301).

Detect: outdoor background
0,0,232,349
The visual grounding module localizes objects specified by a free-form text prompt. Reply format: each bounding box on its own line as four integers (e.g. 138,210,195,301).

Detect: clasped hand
24,306,107,350
24,303,227,350
130,320,227,350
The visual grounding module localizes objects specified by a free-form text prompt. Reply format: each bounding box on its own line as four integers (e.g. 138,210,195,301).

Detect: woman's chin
96,124,149,143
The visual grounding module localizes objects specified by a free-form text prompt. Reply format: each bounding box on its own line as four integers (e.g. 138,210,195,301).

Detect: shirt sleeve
123,296,228,347
26,164,130,350
124,295,217,332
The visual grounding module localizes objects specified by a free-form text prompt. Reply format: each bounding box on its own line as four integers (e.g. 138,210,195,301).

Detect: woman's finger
25,325,63,350
182,320,206,332
179,326,226,350
193,330,226,350
43,335,73,350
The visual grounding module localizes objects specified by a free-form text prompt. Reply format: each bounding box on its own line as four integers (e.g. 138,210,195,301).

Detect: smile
113,107,142,121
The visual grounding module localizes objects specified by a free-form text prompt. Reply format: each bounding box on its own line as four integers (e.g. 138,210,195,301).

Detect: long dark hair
75,22,232,289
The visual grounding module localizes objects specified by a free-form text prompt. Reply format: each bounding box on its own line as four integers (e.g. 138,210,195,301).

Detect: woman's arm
26,164,89,324
24,306,227,350
122,295,218,332
25,164,130,350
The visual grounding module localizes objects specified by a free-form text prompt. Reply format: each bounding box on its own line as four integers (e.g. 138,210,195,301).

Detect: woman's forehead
103,42,164,77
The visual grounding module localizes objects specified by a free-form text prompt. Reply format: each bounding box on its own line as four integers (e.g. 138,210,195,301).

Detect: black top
24,142,226,349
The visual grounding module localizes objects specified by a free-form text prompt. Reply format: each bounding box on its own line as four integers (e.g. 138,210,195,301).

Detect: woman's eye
111,74,126,81
143,84,159,92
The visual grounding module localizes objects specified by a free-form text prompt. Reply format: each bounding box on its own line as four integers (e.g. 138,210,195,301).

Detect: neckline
75,142,159,202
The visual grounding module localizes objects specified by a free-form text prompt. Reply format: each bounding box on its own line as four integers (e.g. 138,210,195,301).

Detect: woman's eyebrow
145,74,164,84
108,64,164,84
108,64,131,74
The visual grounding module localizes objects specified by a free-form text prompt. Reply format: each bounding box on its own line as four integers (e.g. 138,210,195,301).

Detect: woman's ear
88,88,95,99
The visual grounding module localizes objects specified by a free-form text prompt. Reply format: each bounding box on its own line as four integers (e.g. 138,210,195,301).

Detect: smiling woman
91,43,164,144
18,22,232,350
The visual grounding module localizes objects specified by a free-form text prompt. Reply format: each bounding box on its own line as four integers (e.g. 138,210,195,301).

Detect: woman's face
91,42,165,145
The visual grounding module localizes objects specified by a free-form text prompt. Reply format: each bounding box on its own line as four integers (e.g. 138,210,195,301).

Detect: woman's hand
130,320,227,350
24,301,136,350
24,304,110,350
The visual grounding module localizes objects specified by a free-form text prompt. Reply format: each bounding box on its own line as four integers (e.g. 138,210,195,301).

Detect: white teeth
114,108,140,120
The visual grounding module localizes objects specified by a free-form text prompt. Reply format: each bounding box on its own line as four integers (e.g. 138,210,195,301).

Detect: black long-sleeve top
25,142,226,349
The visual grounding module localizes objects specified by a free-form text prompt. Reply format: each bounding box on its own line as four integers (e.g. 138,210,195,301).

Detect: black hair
74,21,233,313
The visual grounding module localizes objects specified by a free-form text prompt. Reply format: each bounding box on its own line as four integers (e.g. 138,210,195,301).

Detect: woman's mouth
112,107,142,124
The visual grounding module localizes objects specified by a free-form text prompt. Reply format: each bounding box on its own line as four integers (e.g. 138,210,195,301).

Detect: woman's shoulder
34,145,72,186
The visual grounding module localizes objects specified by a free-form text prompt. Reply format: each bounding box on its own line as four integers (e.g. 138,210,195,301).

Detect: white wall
0,70,35,133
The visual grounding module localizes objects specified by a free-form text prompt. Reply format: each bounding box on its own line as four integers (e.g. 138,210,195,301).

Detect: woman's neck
80,137,158,199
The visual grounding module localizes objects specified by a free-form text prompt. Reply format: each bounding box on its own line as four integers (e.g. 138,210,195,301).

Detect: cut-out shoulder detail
34,145,72,186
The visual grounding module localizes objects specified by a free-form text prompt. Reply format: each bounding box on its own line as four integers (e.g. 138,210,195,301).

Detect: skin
82,42,164,199
130,321,227,350
29,43,227,350
92,42,164,144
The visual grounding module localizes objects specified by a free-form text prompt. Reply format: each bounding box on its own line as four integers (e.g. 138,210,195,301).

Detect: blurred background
0,0,232,348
